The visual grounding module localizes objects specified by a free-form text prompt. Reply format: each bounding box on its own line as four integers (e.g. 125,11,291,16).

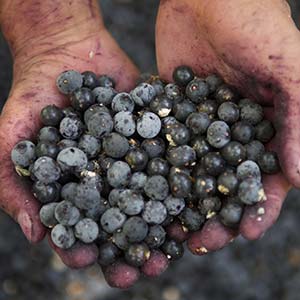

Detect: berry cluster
11,67,280,274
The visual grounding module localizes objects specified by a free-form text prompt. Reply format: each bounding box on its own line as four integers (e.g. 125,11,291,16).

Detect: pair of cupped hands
0,0,299,288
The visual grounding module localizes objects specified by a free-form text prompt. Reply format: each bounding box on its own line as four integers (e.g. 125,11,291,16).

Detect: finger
102,261,140,289
155,0,217,81
0,116,45,243
240,172,290,240
48,235,99,268
165,220,190,243
141,250,169,277
187,216,238,255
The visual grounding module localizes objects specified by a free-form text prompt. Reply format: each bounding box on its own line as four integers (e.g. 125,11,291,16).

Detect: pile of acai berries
11,66,280,271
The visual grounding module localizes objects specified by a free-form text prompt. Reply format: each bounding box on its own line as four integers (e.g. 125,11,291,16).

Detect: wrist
0,0,104,58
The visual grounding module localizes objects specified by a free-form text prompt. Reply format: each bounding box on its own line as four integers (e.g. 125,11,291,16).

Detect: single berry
129,172,148,191
168,172,192,198
190,136,212,159
74,218,99,243
112,92,135,112
166,123,191,146
11,140,36,167
54,200,80,226
173,99,196,122
98,242,121,266
78,134,101,159
186,78,210,103
56,70,83,95
98,74,115,88
145,225,166,248
255,120,275,143
240,101,263,125
125,243,150,267
118,189,145,215
173,65,194,86
194,175,217,198
164,195,185,216
125,148,149,171
60,182,78,202
217,102,239,124
231,121,255,144
219,202,243,227
102,132,129,158
32,156,61,183
144,175,169,200
36,142,59,159
238,178,266,205
198,99,218,117
137,112,161,139
198,196,221,216
112,231,129,250
205,74,223,93
245,140,265,162
41,105,64,126
237,160,261,181
114,111,136,137
150,94,173,117
165,83,182,101
258,151,280,174
84,104,110,124
123,216,149,243
33,181,60,203
51,224,75,249
57,147,88,173
162,240,184,260
185,112,211,135
131,83,156,106
82,71,99,89
70,87,95,111
38,126,61,143
92,86,116,106
215,84,238,103
217,172,239,195
207,121,231,148
87,111,113,138
203,152,226,176
142,200,167,224
100,207,127,233
167,145,196,167
107,161,131,188
179,208,205,231
59,116,84,140
141,138,165,159
221,141,246,166
39,202,58,228
147,158,170,176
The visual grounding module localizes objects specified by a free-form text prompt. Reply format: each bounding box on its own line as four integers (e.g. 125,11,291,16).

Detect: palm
0,29,138,266
156,0,298,251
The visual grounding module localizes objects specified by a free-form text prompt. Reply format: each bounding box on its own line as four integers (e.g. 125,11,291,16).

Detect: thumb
0,115,45,242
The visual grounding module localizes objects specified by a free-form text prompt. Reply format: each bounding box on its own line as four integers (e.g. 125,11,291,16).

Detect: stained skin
156,0,294,253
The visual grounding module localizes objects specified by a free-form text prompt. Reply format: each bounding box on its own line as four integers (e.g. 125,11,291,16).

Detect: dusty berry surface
0,1,300,299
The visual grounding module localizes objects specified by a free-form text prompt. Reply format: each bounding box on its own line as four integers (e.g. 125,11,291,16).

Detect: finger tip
188,217,237,255
141,250,169,277
18,209,46,243
48,236,99,268
166,220,190,243
103,261,140,289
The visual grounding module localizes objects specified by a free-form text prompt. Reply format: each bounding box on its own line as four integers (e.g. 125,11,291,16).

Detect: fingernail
17,210,33,241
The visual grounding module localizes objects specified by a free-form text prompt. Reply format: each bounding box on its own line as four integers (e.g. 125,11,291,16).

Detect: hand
156,0,297,253
0,0,144,286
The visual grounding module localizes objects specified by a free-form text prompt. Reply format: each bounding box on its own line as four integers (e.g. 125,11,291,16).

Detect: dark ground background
0,1,300,299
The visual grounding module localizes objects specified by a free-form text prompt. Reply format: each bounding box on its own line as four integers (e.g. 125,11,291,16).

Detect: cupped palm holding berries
11,66,280,286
